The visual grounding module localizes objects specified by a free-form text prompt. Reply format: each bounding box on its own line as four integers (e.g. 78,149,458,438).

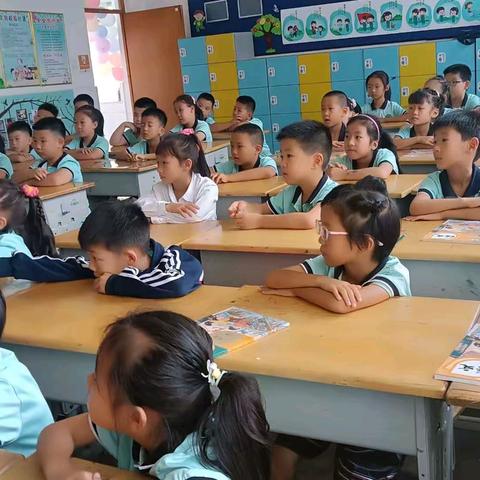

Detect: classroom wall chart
0,10,71,88
281,0,480,46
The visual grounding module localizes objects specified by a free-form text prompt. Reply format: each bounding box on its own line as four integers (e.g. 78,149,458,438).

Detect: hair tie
180,128,195,136
201,359,227,402
355,114,381,140
21,184,39,198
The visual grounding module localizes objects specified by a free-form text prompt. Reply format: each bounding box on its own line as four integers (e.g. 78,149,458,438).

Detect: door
123,7,185,129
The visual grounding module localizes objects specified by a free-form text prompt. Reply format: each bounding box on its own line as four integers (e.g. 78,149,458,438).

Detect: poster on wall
32,12,72,85
0,11,40,88
281,0,480,46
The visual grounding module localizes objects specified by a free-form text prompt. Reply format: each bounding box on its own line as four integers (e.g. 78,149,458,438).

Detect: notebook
423,220,480,245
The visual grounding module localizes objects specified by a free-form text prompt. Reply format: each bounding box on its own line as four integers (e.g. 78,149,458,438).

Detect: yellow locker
399,43,436,77
209,62,238,91
206,33,235,64
300,83,332,114
212,90,238,118
302,111,323,122
399,75,432,107
298,53,331,84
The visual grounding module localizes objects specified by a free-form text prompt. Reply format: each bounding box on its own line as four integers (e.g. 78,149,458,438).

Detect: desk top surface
446,382,480,407
81,159,158,173
38,182,95,200
218,176,288,198
203,140,230,153
398,149,436,165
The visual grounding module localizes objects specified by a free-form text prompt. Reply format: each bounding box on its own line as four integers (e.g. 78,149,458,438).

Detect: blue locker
269,85,301,114
257,115,273,153
363,46,399,81
237,59,267,89
477,72,480,96
436,40,475,84
181,65,210,94
266,56,299,86
240,87,270,116
477,39,480,69
330,50,364,82
270,113,302,137
178,37,207,67
332,80,367,107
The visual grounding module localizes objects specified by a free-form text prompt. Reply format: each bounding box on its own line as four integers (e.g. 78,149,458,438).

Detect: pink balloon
95,37,110,54
109,52,122,68
112,67,124,81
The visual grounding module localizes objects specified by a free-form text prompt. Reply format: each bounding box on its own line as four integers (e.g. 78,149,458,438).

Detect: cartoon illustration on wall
354,6,378,33
434,0,462,23
462,0,480,20
380,1,403,30
406,2,432,27
192,10,205,33
330,8,353,36
282,14,304,42
252,14,282,53
306,11,328,39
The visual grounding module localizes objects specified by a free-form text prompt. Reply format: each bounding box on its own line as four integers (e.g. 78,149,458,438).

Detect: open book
423,220,480,245
197,307,289,358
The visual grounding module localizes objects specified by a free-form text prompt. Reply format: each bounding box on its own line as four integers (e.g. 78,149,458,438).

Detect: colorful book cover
423,220,480,245
197,307,289,358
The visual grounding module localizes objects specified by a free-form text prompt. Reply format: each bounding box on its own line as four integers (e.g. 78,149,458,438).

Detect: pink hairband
180,128,195,136
355,114,380,140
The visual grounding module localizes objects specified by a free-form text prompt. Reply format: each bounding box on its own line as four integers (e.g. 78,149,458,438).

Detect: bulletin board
0,10,71,88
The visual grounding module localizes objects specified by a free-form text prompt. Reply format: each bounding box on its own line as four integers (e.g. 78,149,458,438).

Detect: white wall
124,0,190,37
0,0,96,101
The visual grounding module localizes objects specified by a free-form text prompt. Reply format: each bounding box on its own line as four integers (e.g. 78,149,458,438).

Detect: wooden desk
203,140,229,167
381,120,409,131
212,130,271,141
216,176,287,219
446,383,480,408
399,149,437,174
38,182,93,235
1,455,144,479
0,451,23,476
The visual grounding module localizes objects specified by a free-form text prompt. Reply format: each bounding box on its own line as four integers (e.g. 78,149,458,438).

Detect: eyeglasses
446,80,464,87
315,220,349,242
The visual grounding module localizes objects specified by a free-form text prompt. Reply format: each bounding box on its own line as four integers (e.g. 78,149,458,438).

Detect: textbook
435,323,480,386
197,307,289,358
423,220,480,245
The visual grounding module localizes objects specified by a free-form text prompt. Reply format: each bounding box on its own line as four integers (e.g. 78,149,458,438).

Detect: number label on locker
209,73,217,82
401,87,410,97
272,123,280,133
270,96,278,106
238,70,245,80
182,75,189,85
331,62,339,73
207,45,214,55
179,48,186,58
400,56,409,67
214,100,220,109
437,52,446,64
268,67,276,77
364,58,373,69
301,94,309,103
299,64,307,75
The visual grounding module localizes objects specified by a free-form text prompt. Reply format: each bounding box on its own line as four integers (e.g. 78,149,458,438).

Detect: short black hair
232,123,264,146
74,94,95,106
277,120,332,167
408,88,444,115
141,107,167,127
32,117,66,138
134,97,157,109
37,102,58,117
197,92,215,106
236,95,256,114
323,90,349,108
443,63,472,82
433,110,480,160
78,201,150,252
7,120,32,136
0,291,5,338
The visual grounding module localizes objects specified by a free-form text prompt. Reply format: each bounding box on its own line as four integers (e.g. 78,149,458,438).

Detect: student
197,92,215,125
0,137,13,180
137,133,218,223
425,75,449,107
228,120,336,230
33,102,58,123
110,97,157,148
211,123,278,184
321,90,349,150
394,88,443,150
328,114,400,181
14,118,83,186
443,64,480,111
117,108,167,162
362,71,406,120
0,292,53,456
73,93,95,110
265,177,409,480
409,110,480,221
0,180,55,257
65,106,109,161
38,311,270,480
0,201,204,299
6,121,41,165
171,95,212,143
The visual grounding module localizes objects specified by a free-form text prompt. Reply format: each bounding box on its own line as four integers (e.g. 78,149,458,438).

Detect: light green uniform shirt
362,100,405,118
0,153,13,179
123,128,142,146
0,232,31,258
214,155,278,175
446,93,480,111
32,153,83,183
418,166,480,199
333,148,399,174
67,134,109,160
171,120,213,143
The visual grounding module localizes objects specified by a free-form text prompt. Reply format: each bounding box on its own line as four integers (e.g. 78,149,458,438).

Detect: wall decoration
306,11,328,39
434,0,462,23
251,14,281,53
406,2,432,28
330,8,353,36
354,6,378,33
192,9,206,32
282,14,304,42
380,2,403,31
463,0,480,20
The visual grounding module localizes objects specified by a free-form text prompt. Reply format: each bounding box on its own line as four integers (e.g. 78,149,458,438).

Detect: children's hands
329,162,348,170
260,286,295,297
166,202,199,217
332,141,345,151
93,273,112,294
421,136,434,147
123,121,136,131
327,166,347,181
228,200,248,218
234,212,261,230
126,151,144,162
66,471,102,480
318,277,362,308
404,213,444,221
211,172,230,184
33,168,48,181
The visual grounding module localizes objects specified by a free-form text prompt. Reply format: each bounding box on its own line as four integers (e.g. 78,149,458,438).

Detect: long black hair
408,88,445,117
347,114,401,173
156,133,211,178
174,94,205,127
0,180,56,256
97,311,271,480
75,105,105,137
366,70,392,101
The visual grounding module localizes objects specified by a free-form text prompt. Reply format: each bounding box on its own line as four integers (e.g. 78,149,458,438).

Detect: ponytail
378,130,401,174
76,105,105,137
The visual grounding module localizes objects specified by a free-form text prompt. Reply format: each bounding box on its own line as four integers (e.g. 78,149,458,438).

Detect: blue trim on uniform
240,156,261,171
410,124,434,138
338,123,346,142
38,153,68,170
439,165,480,198
370,98,389,111
80,134,98,149
446,92,468,109
334,256,389,283
292,174,329,205
302,261,313,274
367,275,400,297
418,188,434,199
266,197,279,214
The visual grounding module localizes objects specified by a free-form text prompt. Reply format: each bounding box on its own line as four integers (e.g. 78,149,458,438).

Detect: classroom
0,1,480,479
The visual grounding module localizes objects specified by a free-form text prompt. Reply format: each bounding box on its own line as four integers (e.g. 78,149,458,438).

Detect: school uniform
395,124,434,139
333,148,399,174
66,134,109,160
213,155,278,176
446,93,480,111
171,120,213,143
332,123,346,142
0,239,203,299
361,99,405,118
301,254,411,297
0,232,31,258
30,149,42,162
90,419,229,479
0,153,13,179
205,116,215,125
266,174,337,214
32,153,83,183
123,128,141,146
418,165,480,199
137,173,218,223
249,117,272,157
128,140,156,155
0,348,53,456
